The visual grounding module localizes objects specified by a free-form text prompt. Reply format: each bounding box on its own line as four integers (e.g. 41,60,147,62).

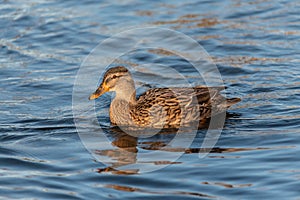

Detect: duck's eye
106,75,117,84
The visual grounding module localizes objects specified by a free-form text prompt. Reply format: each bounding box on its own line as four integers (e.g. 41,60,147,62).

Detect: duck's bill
88,92,101,100
88,85,109,100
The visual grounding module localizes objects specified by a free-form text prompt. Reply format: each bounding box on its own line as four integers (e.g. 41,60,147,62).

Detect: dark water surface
1,0,300,199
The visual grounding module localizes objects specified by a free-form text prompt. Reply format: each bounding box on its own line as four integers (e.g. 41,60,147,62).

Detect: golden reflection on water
105,184,215,198
153,17,220,27
212,56,289,68
202,181,252,189
148,49,176,56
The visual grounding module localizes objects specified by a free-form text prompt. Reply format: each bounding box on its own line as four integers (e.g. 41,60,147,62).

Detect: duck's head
89,66,135,100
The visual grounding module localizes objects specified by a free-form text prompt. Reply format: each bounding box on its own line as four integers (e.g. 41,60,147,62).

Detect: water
1,0,300,199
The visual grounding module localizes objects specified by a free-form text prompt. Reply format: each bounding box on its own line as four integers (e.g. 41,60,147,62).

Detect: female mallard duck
89,66,240,129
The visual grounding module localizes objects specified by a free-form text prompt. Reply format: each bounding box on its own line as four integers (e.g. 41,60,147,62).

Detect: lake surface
1,0,300,199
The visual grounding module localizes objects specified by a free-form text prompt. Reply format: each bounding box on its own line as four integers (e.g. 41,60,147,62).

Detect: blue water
1,0,300,199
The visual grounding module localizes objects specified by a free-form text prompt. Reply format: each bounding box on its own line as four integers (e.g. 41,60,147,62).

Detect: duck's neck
113,78,137,104
110,79,137,125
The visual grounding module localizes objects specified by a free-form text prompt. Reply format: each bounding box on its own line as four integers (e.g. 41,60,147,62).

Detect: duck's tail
226,98,241,108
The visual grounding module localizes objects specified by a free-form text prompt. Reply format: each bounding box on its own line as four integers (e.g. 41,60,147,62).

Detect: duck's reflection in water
94,122,273,174
95,126,182,174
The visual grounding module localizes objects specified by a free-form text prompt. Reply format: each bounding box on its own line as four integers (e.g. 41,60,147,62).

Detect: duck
89,66,240,129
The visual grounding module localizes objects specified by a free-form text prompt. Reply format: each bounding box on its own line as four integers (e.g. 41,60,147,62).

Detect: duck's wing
137,86,240,109
132,87,209,127
139,86,221,102
132,86,240,128
131,88,185,128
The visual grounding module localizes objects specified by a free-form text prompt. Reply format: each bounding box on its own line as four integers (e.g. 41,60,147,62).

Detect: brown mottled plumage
89,66,240,128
